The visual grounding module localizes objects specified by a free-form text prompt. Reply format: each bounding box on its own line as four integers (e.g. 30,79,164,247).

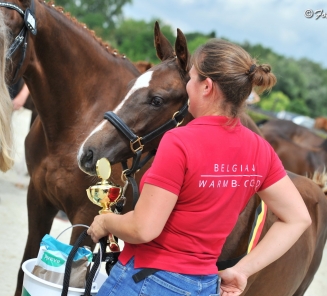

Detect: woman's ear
203,77,213,96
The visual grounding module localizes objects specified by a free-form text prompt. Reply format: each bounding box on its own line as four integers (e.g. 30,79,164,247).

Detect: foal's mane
311,168,327,194
45,0,126,58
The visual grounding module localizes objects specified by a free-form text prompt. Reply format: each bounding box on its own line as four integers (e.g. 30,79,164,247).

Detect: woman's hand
87,214,109,243
12,97,25,110
219,268,247,296
12,84,29,110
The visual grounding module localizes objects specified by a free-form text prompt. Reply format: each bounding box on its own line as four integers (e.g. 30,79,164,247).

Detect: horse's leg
68,202,99,250
14,183,57,296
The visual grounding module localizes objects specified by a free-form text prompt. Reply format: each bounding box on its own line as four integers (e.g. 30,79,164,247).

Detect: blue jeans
97,257,220,296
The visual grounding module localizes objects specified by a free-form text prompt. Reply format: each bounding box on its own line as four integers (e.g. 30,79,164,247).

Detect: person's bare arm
87,183,178,244
12,84,29,110
219,175,312,295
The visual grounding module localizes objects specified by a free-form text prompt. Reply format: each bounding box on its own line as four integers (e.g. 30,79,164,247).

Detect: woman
88,39,311,295
0,10,14,172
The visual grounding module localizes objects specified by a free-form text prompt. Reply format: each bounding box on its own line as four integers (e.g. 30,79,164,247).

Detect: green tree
241,41,327,118
53,0,132,38
187,36,210,55
185,32,214,55
297,58,327,117
286,98,310,116
112,19,175,63
259,91,290,112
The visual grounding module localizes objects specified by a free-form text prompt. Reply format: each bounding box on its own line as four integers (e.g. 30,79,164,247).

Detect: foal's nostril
85,150,93,162
82,149,94,169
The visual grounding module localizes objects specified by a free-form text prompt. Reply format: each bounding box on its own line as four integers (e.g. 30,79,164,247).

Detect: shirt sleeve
142,131,186,195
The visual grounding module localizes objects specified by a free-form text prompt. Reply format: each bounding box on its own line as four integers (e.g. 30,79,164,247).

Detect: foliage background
51,0,327,119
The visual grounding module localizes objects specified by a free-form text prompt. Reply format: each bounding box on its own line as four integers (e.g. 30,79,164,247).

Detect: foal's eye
151,96,163,107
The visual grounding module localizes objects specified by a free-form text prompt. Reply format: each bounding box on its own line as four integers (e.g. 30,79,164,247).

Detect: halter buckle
121,170,128,183
172,111,184,127
130,137,144,153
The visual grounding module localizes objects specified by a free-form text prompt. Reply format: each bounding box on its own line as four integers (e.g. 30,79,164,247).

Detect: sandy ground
0,109,326,296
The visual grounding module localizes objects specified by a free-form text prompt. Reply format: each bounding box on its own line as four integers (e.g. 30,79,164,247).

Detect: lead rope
61,228,106,296
121,149,157,208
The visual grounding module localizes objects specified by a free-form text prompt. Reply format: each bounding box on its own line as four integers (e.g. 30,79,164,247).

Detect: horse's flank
0,9,14,172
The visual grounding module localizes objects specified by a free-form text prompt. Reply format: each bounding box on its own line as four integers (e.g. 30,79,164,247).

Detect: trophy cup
86,158,124,252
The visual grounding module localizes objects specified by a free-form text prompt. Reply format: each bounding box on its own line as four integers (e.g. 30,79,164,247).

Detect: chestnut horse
259,118,325,149
77,22,327,296
260,119,327,176
133,60,155,73
314,117,327,132
0,0,145,295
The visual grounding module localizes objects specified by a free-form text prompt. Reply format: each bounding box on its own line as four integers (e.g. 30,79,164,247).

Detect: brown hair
192,39,277,118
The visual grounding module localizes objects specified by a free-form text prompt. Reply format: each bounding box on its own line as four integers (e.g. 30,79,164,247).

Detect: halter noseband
0,0,37,80
103,102,189,207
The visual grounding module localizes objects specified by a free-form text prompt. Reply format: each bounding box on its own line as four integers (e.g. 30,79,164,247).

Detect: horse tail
311,167,327,195
0,11,14,172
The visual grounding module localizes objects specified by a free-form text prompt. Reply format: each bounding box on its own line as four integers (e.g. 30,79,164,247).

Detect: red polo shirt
119,116,286,274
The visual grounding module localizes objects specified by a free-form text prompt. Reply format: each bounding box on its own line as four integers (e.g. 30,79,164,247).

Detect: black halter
104,102,189,207
0,0,37,80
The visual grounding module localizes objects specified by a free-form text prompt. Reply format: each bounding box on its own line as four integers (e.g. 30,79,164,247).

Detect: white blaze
114,71,153,113
77,71,154,162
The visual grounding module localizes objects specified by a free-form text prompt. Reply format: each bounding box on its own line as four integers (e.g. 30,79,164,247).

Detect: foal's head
78,22,190,175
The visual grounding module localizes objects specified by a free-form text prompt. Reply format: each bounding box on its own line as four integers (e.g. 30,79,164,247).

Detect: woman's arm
87,183,178,244
219,175,312,295
12,83,29,110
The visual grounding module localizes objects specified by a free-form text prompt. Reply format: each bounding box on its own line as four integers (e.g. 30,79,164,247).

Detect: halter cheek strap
103,101,189,207
0,0,37,80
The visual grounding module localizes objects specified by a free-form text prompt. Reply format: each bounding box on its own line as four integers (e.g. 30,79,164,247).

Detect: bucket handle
56,224,103,283
58,224,106,296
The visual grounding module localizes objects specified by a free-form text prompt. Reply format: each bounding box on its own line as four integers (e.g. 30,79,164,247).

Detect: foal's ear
175,28,190,73
154,21,175,61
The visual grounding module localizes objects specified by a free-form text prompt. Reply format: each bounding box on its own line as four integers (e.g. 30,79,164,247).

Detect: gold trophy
86,158,125,252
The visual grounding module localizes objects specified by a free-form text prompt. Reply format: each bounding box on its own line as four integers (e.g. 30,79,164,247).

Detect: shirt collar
188,115,241,127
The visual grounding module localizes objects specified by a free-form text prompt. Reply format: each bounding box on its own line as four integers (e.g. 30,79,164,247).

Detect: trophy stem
99,209,112,215
86,158,123,253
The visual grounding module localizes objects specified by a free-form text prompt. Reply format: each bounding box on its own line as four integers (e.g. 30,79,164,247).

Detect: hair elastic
248,64,256,74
